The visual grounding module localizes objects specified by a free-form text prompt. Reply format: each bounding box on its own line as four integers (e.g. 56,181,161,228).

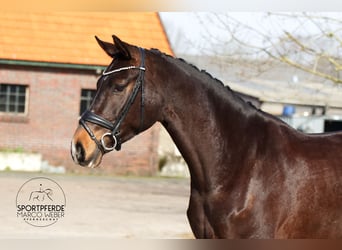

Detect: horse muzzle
71,128,104,168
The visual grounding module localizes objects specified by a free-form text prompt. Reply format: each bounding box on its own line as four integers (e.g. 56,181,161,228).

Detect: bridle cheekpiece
79,47,146,153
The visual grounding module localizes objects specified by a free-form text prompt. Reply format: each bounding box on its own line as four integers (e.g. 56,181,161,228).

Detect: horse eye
113,84,125,93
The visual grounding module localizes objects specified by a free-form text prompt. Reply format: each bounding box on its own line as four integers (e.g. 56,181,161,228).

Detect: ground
0,172,193,239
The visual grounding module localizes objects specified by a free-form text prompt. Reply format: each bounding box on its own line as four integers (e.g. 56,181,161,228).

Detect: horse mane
148,48,293,128
150,49,225,85
149,48,258,110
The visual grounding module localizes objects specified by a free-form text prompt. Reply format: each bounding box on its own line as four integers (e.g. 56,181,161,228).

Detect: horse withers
71,35,342,238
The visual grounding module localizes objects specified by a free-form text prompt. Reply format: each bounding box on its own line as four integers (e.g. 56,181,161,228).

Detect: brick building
0,13,172,175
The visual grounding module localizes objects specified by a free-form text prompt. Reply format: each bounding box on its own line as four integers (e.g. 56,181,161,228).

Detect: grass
0,147,25,153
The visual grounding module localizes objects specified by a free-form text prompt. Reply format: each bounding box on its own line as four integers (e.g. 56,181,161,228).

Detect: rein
79,47,146,153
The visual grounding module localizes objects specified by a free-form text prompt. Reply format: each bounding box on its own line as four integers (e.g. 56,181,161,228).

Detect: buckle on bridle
100,132,118,152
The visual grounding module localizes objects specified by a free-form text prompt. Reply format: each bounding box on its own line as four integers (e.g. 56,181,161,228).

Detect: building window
80,89,96,115
0,84,28,114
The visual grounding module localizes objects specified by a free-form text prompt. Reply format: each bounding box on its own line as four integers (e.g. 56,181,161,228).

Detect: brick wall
0,65,160,175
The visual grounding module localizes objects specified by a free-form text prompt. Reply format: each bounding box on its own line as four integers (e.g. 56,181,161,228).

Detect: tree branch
191,13,342,83
280,56,342,83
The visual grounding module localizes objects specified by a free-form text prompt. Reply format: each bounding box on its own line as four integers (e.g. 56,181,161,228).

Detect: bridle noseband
79,47,146,153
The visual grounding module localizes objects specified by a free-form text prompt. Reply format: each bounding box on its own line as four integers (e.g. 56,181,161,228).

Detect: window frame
79,88,96,115
0,83,29,116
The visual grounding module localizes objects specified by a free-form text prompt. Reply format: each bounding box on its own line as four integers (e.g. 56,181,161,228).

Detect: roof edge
0,59,105,72
156,12,174,56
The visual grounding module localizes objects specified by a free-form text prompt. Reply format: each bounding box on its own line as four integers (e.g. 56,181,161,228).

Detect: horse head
71,35,162,168
44,188,53,196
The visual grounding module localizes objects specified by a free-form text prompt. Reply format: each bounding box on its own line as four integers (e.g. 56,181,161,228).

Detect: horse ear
112,35,131,60
95,36,118,58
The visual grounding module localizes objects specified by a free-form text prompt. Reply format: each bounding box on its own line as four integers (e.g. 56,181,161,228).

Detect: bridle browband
79,47,146,153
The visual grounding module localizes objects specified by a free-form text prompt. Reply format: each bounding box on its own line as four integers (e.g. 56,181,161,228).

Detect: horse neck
156,56,260,191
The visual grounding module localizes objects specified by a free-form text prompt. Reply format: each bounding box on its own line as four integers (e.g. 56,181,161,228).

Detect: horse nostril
75,142,85,163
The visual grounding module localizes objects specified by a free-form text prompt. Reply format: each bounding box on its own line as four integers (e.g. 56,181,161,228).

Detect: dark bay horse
71,35,342,238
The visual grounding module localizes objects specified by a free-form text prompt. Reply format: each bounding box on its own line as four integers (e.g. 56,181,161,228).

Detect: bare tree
195,12,342,84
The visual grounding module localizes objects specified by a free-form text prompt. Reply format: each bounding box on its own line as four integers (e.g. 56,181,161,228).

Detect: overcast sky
159,12,342,55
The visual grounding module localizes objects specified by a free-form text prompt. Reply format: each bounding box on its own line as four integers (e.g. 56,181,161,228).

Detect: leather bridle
79,47,146,153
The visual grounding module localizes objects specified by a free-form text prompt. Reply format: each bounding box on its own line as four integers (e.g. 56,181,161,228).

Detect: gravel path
0,172,193,239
